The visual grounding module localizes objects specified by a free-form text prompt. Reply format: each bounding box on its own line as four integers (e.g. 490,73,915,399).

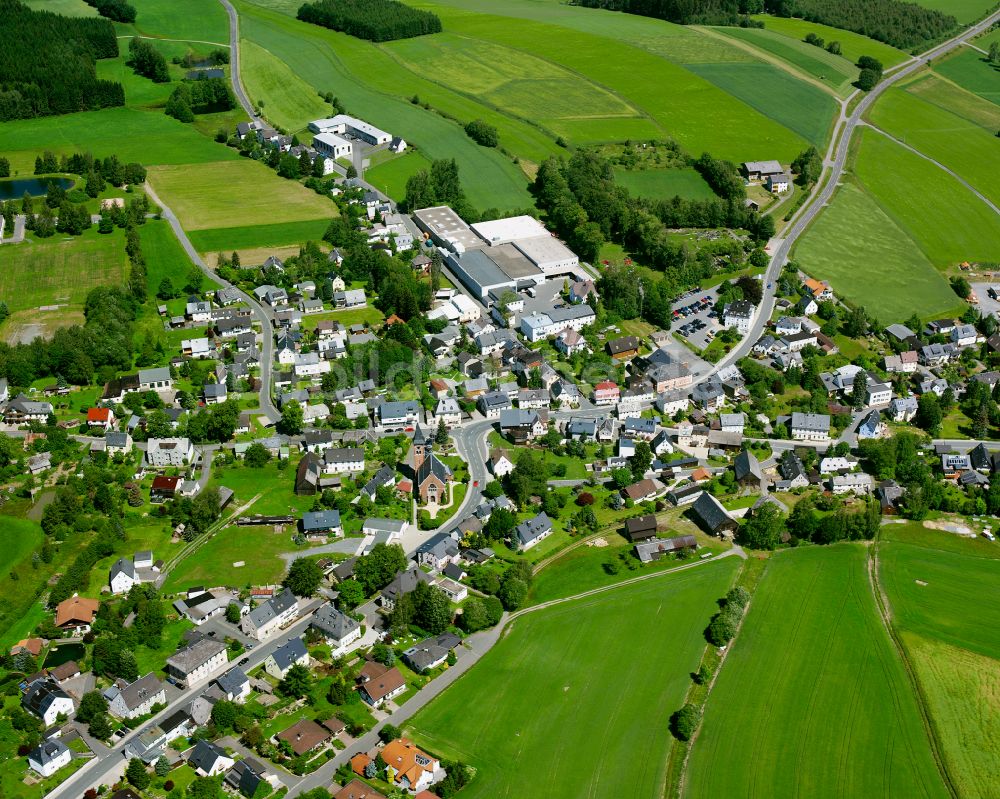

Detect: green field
235,0,537,209
130,0,229,44
147,160,335,231
409,558,739,798
685,545,948,799
23,0,97,15
715,25,859,96
748,15,908,69
188,219,332,253
794,182,957,323
613,167,716,201
854,127,1000,267
868,83,1000,209
911,0,997,23
241,39,329,133
933,48,1000,107
879,522,1000,799
0,519,43,595
140,220,197,296
365,150,433,203
686,61,837,145
0,227,130,338
162,523,297,591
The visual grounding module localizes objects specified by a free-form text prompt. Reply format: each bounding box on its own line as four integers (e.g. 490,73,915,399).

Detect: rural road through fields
142,180,280,423
218,0,257,120
692,7,1000,388
286,547,742,797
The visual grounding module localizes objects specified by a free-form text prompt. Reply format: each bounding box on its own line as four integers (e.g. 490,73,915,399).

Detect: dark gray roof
22,678,70,717
734,449,762,482
30,739,69,766
302,510,341,532
416,452,453,486
215,667,249,697
225,758,266,798
780,450,807,481
269,637,308,672
189,739,228,774
515,512,553,546
402,633,461,672
691,492,737,533
382,567,432,603
110,557,135,581
245,588,296,630
310,603,360,641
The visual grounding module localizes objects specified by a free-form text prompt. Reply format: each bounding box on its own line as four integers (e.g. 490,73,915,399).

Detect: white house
165,638,228,688
790,412,831,442
109,557,137,595
263,637,310,679
104,673,167,720
22,679,75,726
723,301,754,334
145,438,195,468
489,449,515,477
309,604,362,656
311,131,353,160
322,447,365,474
830,473,874,495
519,304,595,342
186,301,212,323
189,740,235,778
28,740,71,778
241,589,298,641
138,367,172,391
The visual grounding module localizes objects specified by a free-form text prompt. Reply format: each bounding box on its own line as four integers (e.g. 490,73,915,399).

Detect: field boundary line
116,34,230,47
869,533,959,798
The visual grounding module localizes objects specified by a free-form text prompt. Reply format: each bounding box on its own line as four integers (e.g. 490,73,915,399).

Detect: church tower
412,423,429,472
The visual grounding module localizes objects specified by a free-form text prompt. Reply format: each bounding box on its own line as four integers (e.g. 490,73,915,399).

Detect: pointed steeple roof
413,423,428,446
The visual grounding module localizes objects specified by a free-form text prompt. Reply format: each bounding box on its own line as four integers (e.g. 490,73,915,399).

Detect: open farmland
853,127,1000,267
747,15,908,69
878,522,1000,799
613,167,716,201
409,558,739,798
188,219,332,254
714,25,860,96
933,48,1000,107
147,160,334,231
365,150,433,202
140,220,199,294
240,39,329,133
129,0,229,44
911,0,997,23
23,0,97,16
162,524,296,591
685,545,947,799
793,183,958,323
868,82,1000,207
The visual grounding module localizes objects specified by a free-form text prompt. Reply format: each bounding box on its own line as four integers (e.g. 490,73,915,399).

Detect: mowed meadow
684,545,948,799
879,523,1000,799
408,558,739,799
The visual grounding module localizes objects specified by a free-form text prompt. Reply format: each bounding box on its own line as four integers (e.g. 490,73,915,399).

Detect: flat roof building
513,235,579,273
412,206,484,253
471,215,548,245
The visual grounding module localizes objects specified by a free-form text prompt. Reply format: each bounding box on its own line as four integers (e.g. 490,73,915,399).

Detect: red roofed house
381,738,440,793
349,753,370,777
151,475,182,503
87,407,114,429
10,638,44,657
357,661,406,707
593,381,620,406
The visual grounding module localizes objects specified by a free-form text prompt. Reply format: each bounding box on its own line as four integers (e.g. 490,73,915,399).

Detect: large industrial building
311,132,353,160
308,115,393,146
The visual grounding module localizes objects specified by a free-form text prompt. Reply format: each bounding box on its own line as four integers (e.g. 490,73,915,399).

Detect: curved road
694,8,1000,385
219,0,257,119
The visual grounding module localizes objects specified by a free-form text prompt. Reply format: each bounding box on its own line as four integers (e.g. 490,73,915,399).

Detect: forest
297,0,442,42
570,0,762,26
0,0,124,120
764,0,956,49
83,0,136,23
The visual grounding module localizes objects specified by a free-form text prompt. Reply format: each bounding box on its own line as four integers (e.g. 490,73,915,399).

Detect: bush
725,586,751,609
464,119,499,148
575,492,594,506
707,606,740,646
669,703,701,741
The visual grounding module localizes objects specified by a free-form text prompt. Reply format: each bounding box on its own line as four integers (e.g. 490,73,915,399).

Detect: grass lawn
613,167,716,201
189,219,332,254
134,616,195,675
686,61,837,145
300,306,385,329
408,557,740,798
793,181,959,323
0,107,237,175
130,0,229,43
938,408,973,439
24,0,98,15
748,15,907,69
911,0,997,23
0,226,129,341
933,48,1000,107
141,219,196,296
365,150,433,204
878,521,1000,799
869,83,1000,208
713,25,858,96
235,0,535,210
240,39,329,133
685,544,948,799
0,517,44,585
854,127,1000,268
147,160,335,231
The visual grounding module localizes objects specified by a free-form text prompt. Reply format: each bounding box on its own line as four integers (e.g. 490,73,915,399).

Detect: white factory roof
471,215,549,246
310,114,391,141
513,235,579,268
313,131,352,150
413,206,483,252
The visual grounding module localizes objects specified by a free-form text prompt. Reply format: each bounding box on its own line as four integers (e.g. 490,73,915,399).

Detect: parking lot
671,287,721,350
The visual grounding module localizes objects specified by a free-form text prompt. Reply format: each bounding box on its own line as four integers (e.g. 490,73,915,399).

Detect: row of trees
33,149,147,186
571,0,765,26
127,37,169,83
166,78,236,122
297,0,442,42
764,0,955,50
84,0,136,23
0,0,124,120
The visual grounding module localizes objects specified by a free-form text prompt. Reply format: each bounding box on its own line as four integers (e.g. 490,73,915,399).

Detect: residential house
478,390,511,419
856,410,884,440
322,448,365,474
28,740,72,778
264,637,309,679
790,412,831,442
310,604,362,655
138,367,172,391
416,532,460,571
381,738,440,794
165,637,228,688
690,492,738,539
105,431,133,455
820,456,857,474
4,394,54,424
489,449,515,477
22,678,74,725
189,740,235,777
204,382,228,405
723,301,754,334
357,661,406,707
830,473,874,495
779,450,809,489
623,515,657,542
104,673,166,720
275,719,330,757
402,633,461,673
734,449,763,487
593,381,620,406
145,438,195,468
952,324,978,348
606,336,640,360
515,512,554,551
301,510,343,538
215,667,251,703
499,409,545,444
55,595,99,635
109,557,138,595
889,396,918,422
377,400,420,432
634,535,697,563
224,758,269,799
241,588,298,641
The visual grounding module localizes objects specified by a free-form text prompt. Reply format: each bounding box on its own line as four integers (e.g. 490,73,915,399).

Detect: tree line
570,0,765,26
83,0,136,23
33,148,147,185
297,0,442,42
127,37,169,83
166,78,236,122
763,0,956,50
0,0,124,121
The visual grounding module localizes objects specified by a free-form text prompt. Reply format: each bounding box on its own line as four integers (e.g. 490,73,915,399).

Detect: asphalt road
218,0,257,120
142,180,280,423
693,7,1000,387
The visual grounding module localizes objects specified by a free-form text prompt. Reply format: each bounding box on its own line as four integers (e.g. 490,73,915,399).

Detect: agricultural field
146,160,335,231
793,182,958,323
240,39,329,133
129,0,229,44
140,219,200,295
867,84,1000,208
188,219,332,254
0,519,44,596
685,61,837,145
933,48,1000,107
613,167,716,201
878,522,1000,799
714,25,860,96
365,150,433,202
23,0,97,16
853,127,1000,268
685,545,947,799
0,227,130,341
409,557,740,799
748,15,908,69
911,0,997,24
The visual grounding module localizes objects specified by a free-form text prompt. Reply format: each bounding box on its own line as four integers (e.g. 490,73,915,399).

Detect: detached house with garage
104,673,166,720
310,603,362,655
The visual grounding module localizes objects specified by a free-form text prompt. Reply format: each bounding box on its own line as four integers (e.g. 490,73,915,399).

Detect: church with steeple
411,423,453,505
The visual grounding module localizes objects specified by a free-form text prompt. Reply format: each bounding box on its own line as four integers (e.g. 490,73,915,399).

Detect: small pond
0,176,74,200
45,642,85,667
